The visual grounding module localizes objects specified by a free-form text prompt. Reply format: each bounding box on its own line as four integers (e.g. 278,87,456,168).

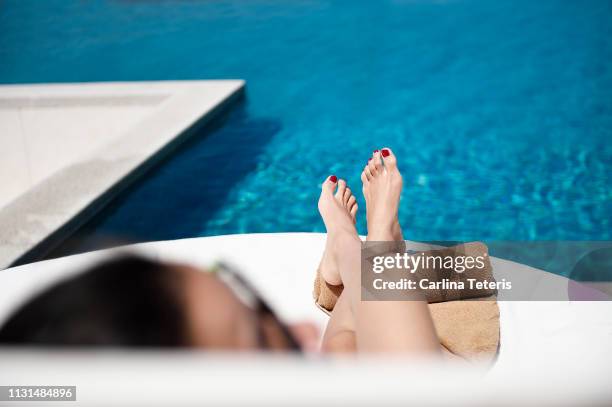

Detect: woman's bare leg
316,176,359,352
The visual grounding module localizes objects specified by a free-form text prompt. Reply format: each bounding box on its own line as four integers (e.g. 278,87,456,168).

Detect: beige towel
313,242,500,363
430,296,499,362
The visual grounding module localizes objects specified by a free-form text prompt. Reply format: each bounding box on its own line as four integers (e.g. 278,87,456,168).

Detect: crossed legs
317,148,440,355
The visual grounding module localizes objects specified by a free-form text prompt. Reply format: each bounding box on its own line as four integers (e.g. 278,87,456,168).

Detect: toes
322,175,338,194
363,164,373,180
367,155,379,177
335,179,347,200
371,150,383,172
347,195,356,208
361,170,368,185
343,187,352,205
350,203,358,220
380,147,397,170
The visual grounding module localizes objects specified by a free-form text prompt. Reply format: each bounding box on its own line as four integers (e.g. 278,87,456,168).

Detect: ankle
366,219,397,241
333,231,361,250
392,222,404,241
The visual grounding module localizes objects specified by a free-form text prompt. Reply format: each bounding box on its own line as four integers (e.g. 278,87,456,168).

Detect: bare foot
317,175,359,285
361,148,404,242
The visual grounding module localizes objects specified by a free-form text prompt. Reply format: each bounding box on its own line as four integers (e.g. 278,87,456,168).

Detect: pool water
1,0,611,244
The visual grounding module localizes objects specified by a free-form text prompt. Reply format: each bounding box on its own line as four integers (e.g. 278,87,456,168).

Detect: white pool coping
0,80,245,269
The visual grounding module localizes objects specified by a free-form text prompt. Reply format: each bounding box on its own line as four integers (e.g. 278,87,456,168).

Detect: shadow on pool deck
48,98,281,258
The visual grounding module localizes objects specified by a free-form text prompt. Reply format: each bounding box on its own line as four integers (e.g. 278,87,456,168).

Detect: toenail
368,158,372,162
329,175,337,183
381,149,390,157
373,149,379,153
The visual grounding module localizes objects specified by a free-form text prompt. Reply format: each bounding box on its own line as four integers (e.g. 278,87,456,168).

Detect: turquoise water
1,0,611,244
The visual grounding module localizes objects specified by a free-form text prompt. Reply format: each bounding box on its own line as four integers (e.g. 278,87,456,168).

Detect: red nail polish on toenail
381,149,390,157
368,158,372,162
373,149,379,153
329,175,337,183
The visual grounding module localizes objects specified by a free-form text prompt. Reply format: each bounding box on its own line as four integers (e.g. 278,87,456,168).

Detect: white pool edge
0,80,245,269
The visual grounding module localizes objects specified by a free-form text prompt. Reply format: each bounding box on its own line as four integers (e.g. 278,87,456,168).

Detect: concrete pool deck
0,80,245,269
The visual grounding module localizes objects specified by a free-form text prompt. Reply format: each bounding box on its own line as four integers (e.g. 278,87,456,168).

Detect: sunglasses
210,262,301,351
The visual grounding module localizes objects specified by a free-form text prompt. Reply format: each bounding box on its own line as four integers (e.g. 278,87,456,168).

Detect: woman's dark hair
0,256,187,347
